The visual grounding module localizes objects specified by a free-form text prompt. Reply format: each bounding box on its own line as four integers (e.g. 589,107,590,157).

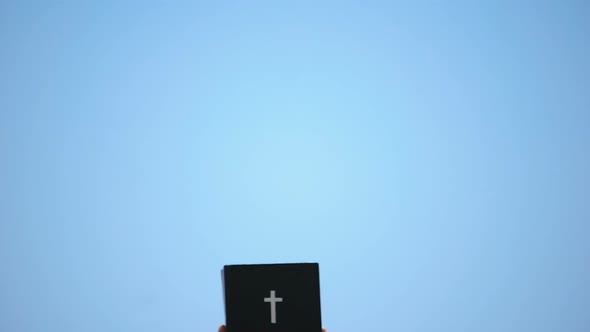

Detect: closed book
222,263,322,332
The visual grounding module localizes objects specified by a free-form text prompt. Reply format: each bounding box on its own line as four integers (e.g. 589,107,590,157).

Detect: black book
221,263,322,332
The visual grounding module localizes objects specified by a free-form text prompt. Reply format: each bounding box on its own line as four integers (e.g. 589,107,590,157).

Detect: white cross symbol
263,290,283,324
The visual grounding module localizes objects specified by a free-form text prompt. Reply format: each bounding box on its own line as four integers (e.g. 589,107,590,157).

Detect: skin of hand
219,325,326,332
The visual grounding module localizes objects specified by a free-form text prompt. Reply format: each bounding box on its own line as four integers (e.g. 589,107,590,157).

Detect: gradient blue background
1,1,589,331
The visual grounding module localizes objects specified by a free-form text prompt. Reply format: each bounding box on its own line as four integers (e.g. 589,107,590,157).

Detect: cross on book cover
221,263,322,332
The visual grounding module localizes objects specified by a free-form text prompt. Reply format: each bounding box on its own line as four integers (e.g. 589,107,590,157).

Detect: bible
221,263,322,332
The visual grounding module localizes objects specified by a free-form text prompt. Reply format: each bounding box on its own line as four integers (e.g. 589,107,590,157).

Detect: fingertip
218,325,226,332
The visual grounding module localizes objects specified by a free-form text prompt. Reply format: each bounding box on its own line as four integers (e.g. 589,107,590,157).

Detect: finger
218,325,226,332
322,328,327,332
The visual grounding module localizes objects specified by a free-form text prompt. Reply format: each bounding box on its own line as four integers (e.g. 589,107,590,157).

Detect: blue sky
1,1,589,332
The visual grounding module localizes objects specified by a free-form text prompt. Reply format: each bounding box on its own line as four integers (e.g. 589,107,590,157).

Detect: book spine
222,267,230,332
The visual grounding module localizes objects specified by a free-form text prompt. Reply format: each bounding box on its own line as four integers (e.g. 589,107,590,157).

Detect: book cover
222,263,322,332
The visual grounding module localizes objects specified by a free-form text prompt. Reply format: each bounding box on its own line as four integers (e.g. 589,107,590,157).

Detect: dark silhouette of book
222,263,322,332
